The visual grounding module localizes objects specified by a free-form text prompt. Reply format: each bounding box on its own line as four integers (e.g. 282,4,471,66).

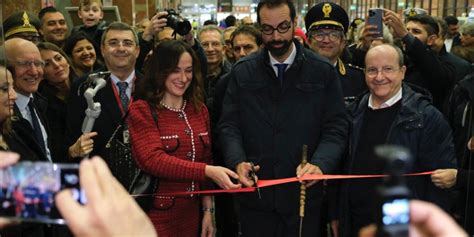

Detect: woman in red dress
127,40,241,237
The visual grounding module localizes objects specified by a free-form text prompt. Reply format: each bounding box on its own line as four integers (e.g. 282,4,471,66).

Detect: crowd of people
0,0,473,236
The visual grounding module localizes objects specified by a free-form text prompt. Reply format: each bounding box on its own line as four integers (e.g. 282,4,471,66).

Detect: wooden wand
299,145,308,237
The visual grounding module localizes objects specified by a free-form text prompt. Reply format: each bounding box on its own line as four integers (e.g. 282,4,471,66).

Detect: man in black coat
384,11,456,110
218,0,348,236
340,44,456,236
66,22,142,189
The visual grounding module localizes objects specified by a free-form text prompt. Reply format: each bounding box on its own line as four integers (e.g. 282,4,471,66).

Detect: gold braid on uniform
0,134,9,150
338,58,346,76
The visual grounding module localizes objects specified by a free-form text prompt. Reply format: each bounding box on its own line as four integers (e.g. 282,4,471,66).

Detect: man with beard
38,7,68,48
66,22,141,189
218,0,348,236
305,2,367,105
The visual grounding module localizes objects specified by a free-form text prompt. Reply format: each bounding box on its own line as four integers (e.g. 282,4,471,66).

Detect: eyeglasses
365,66,400,77
201,41,223,49
310,30,343,42
260,21,292,35
11,60,45,69
105,39,136,48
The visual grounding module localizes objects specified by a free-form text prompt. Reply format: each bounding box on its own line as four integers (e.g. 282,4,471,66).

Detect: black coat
12,93,51,162
339,83,457,236
38,81,70,162
402,34,456,110
335,59,367,104
218,40,348,214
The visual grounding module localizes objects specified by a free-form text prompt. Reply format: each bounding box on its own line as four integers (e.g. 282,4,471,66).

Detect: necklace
160,100,186,112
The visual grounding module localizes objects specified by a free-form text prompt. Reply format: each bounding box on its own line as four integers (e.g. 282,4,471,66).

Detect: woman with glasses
37,42,97,162
127,40,241,237
63,32,103,77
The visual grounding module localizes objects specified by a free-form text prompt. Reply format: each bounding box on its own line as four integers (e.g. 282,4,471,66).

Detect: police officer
3,11,42,44
305,2,367,104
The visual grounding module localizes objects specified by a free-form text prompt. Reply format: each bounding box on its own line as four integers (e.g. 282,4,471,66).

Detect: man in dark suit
305,2,367,105
5,38,51,162
66,22,142,188
218,0,348,236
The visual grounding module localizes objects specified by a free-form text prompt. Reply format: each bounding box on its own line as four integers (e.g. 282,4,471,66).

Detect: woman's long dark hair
37,42,79,81
136,40,204,111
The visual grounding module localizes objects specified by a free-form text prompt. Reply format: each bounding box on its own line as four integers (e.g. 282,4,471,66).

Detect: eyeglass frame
309,30,344,42
10,60,46,69
260,20,293,35
365,66,401,78
104,39,137,48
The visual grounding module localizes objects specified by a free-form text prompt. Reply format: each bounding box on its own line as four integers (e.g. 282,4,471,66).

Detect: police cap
305,2,349,33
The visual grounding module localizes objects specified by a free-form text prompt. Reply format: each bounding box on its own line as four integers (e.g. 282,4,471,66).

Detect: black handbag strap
148,102,159,128
105,109,131,148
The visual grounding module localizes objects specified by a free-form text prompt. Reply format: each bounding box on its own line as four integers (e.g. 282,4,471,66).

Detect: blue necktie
28,98,46,155
117,82,129,113
275,63,288,84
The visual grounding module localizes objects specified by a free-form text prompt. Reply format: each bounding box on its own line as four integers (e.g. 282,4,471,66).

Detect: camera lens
369,10,375,17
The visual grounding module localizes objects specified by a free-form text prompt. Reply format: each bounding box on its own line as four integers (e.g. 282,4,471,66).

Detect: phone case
367,8,384,38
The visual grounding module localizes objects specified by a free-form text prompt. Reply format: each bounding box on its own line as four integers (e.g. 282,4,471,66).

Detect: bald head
366,44,404,67
5,38,44,96
5,38,41,61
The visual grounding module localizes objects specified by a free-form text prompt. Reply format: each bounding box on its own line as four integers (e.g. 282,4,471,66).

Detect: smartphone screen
367,8,384,38
0,162,83,225
382,198,410,225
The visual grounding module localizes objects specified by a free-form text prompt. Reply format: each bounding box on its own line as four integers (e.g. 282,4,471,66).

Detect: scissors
249,162,261,199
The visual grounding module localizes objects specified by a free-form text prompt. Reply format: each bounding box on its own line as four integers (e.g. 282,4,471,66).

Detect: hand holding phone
0,162,82,224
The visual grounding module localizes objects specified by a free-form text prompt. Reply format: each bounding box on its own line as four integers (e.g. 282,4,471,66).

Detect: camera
375,145,412,237
160,9,192,36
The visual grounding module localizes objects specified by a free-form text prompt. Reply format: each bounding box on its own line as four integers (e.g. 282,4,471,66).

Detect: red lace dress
128,100,213,237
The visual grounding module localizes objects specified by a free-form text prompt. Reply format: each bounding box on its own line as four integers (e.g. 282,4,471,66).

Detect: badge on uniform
123,129,130,144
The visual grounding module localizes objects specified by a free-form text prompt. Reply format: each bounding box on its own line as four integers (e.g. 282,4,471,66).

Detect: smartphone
0,162,84,225
367,8,384,38
380,198,410,236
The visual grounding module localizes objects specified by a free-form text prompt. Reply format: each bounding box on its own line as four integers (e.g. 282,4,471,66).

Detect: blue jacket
218,40,348,214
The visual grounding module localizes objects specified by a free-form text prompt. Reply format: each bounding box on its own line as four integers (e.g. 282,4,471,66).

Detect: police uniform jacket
335,59,367,104
218,40,348,214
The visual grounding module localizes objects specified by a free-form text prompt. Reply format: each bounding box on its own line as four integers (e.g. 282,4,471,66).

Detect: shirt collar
368,87,403,109
15,92,33,111
110,70,135,86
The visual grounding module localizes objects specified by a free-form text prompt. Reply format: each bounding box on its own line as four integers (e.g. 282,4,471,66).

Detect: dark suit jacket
66,70,143,158
12,92,51,162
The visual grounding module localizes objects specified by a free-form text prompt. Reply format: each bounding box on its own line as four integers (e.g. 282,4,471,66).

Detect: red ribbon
131,171,433,198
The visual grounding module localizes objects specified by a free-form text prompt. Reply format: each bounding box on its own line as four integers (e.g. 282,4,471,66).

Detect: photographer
138,10,208,78
0,152,157,237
